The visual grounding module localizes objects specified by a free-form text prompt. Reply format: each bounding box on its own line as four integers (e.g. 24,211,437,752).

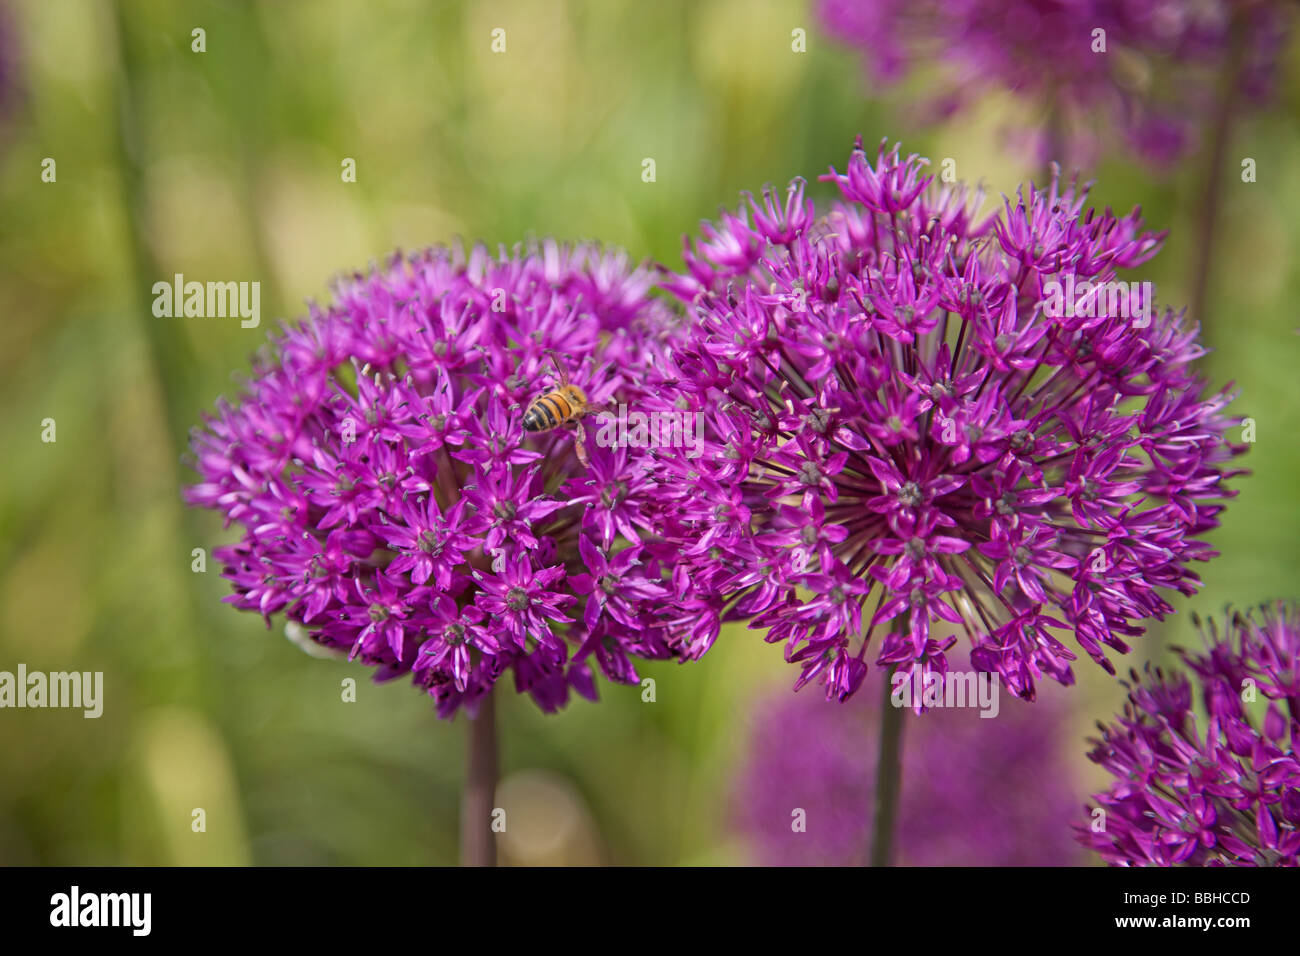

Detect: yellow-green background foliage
1,0,1297,864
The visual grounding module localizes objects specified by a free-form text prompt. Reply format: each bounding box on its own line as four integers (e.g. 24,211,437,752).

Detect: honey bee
521,351,602,466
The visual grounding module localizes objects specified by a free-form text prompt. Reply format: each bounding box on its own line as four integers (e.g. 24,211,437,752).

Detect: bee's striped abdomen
522,389,574,433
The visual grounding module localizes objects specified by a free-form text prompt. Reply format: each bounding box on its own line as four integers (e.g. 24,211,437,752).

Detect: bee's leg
572,422,591,468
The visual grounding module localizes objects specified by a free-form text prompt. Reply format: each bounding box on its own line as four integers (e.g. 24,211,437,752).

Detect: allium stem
869,666,904,867
1042,102,1066,183
460,690,498,867
109,4,196,447
1189,13,1246,329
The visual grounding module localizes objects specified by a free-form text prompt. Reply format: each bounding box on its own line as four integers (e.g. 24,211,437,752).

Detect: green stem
1189,12,1247,332
109,2,198,448
1042,102,1066,185
870,665,905,867
460,690,499,866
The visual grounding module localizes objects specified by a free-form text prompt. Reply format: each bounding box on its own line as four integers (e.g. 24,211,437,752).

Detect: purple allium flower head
735,678,1082,865
648,140,1246,703
816,0,1294,166
185,241,710,718
1078,602,1300,866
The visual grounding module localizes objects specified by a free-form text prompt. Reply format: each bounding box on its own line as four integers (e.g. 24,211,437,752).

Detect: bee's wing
546,349,570,387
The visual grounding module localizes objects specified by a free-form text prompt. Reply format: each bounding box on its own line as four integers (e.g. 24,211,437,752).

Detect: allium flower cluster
736,679,1081,865
816,0,1293,166
649,140,1245,702
1079,602,1300,866
186,241,713,717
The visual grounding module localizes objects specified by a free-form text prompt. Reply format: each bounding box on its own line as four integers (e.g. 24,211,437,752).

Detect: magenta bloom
186,241,711,717
649,140,1246,703
736,679,1082,865
1078,602,1300,867
816,0,1293,166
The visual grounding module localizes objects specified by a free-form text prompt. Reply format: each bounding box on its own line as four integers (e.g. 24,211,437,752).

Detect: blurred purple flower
186,241,714,718
735,678,1082,865
1078,601,1300,866
648,140,1246,704
816,0,1293,167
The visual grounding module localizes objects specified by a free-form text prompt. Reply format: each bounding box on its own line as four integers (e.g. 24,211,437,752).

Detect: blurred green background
0,0,1297,865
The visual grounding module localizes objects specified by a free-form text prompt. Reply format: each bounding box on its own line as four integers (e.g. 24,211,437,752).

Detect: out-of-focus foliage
0,0,1296,865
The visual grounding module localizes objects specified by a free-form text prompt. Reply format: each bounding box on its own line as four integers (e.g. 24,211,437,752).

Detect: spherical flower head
185,241,710,718
735,678,1082,865
649,139,1246,703
815,0,1294,167
1078,601,1300,866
